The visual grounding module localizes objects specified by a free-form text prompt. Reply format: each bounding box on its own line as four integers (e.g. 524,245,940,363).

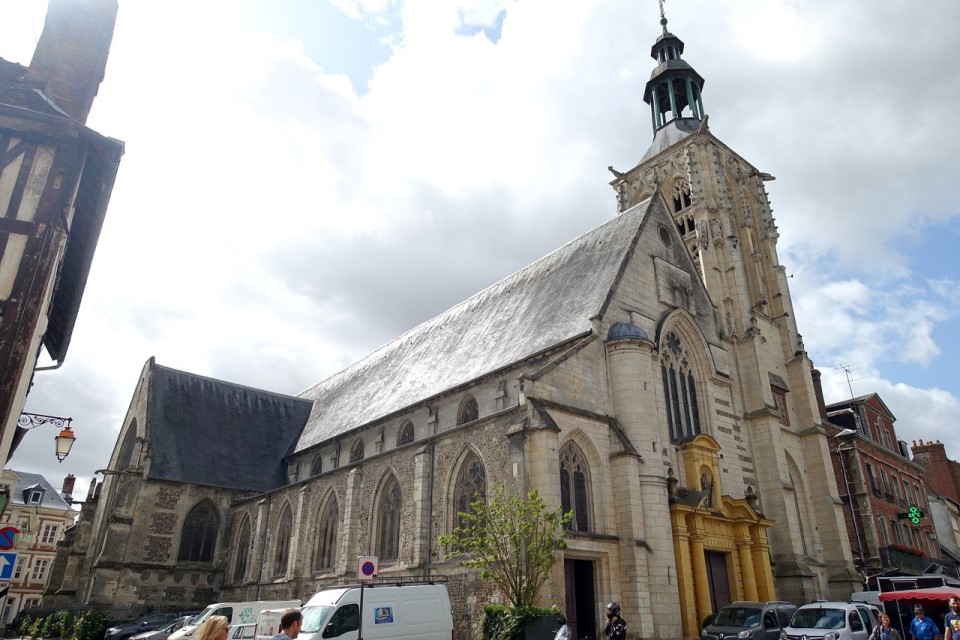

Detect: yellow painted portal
670,435,776,638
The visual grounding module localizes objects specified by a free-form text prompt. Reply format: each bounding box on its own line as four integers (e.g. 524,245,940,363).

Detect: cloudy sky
2,0,958,501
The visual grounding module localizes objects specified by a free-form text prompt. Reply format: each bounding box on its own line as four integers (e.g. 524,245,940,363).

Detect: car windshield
158,620,180,633
301,606,335,634
713,608,762,627
192,607,217,626
791,609,845,630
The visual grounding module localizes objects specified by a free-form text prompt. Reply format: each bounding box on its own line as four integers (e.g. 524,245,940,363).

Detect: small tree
439,482,571,608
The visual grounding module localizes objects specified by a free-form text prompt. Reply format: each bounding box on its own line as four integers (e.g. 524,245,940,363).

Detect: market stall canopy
878,587,960,603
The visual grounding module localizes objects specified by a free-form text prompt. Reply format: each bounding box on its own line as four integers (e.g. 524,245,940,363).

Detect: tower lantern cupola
643,7,705,133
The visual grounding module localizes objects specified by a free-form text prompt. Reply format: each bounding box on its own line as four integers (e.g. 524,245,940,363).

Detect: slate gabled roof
0,58,69,117
146,364,313,492
295,197,656,452
6,471,72,511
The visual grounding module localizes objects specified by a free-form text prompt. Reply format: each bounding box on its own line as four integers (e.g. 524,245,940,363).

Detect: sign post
356,557,378,640
0,553,17,581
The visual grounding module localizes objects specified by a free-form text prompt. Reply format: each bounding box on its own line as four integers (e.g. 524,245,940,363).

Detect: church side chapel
46,10,859,640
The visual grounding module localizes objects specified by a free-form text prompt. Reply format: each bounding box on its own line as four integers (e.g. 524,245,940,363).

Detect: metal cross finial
658,0,669,34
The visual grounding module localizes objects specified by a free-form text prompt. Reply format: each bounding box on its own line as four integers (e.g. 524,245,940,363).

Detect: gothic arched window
272,506,293,577
458,396,479,425
397,421,415,446
232,516,251,583
660,331,702,442
453,453,486,532
559,442,592,532
310,456,323,476
315,495,339,572
177,501,219,563
118,420,138,469
376,475,402,562
350,439,364,462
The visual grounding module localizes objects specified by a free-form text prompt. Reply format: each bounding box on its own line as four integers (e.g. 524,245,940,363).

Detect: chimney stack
61,473,75,496
24,0,119,124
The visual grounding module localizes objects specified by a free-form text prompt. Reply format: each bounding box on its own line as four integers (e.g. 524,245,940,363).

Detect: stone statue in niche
701,472,714,509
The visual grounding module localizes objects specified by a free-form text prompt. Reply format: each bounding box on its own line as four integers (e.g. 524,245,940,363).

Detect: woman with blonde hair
195,616,230,640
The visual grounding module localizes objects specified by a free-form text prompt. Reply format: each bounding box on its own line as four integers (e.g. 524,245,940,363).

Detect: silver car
130,616,195,640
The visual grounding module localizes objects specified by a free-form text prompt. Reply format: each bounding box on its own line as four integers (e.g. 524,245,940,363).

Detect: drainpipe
837,446,866,572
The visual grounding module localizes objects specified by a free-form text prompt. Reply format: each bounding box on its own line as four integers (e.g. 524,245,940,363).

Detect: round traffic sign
361,561,376,577
0,527,19,551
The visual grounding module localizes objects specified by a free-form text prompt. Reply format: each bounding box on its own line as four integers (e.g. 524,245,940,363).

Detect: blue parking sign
0,553,16,580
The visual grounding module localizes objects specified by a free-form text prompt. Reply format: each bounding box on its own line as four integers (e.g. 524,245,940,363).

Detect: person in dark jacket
604,603,626,640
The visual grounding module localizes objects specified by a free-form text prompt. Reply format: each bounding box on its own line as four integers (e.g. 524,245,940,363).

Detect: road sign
357,556,378,581
0,553,16,581
0,527,19,551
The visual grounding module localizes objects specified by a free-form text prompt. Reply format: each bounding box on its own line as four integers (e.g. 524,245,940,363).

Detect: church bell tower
608,5,861,603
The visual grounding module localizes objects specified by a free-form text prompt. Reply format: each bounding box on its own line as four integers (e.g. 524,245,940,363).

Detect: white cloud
3,0,959,492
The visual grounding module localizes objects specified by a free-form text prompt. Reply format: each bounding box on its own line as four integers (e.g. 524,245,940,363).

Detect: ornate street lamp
17,413,77,462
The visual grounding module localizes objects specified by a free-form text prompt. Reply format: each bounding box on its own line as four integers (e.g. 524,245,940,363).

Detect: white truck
296,583,452,640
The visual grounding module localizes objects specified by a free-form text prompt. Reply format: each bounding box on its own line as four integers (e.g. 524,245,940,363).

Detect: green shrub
18,615,33,636
28,616,44,638
46,611,72,638
481,605,557,640
70,611,110,640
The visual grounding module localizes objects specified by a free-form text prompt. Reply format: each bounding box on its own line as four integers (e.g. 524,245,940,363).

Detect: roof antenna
658,0,669,35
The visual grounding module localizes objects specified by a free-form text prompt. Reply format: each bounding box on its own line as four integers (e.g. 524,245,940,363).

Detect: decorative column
737,524,758,601
751,525,775,600
673,512,698,638
689,527,712,626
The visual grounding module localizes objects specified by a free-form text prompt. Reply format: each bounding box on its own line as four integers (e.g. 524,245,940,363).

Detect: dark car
105,612,199,640
129,616,196,640
702,601,798,640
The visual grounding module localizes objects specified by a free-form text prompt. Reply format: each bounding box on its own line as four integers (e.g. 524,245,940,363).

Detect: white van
298,584,451,640
170,601,302,640
255,610,285,640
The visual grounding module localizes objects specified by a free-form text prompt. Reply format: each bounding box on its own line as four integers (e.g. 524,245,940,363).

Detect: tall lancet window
453,453,487,533
661,331,702,442
376,475,402,562
315,495,339,572
559,442,592,532
178,501,219,563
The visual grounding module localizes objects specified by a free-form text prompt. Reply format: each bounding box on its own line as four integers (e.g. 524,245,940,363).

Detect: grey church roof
5,471,72,511
296,197,655,452
146,364,313,492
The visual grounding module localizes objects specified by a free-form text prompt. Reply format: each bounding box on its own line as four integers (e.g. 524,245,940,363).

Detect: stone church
47,14,860,640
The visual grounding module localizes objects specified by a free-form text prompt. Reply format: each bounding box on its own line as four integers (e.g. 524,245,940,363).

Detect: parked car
106,612,199,640
781,602,879,640
130,616,195,640
229,625,255,640
701,601,797,640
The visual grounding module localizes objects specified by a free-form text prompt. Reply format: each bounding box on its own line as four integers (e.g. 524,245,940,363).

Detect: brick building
0,470,74,625
911,440,960,570
825,395,950,578
47,12,859,640
0,0,123,465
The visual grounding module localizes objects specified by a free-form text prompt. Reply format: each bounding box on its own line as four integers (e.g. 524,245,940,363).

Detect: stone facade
47,16,861,640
